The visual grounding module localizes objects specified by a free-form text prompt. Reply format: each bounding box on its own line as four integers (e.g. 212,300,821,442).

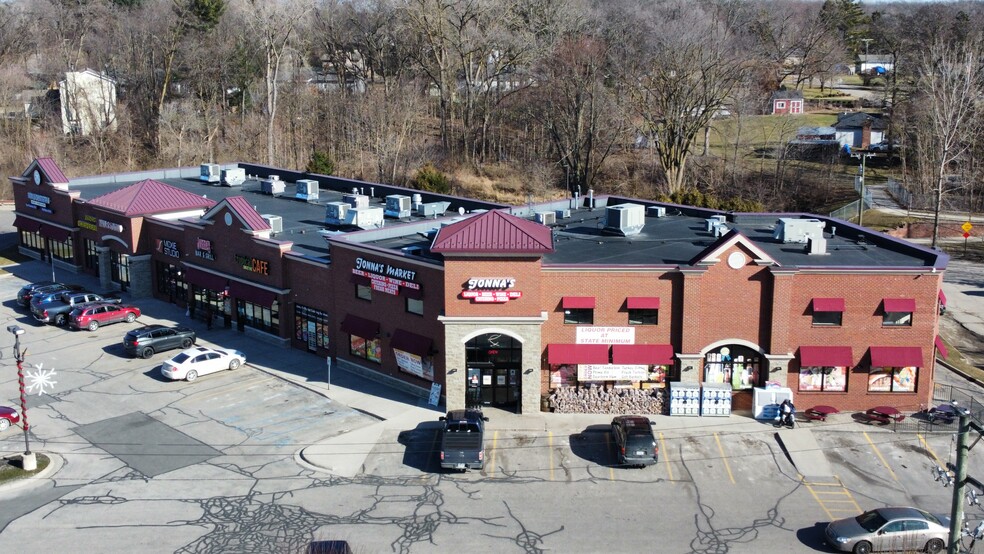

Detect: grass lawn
0,244,30,266
0,453,50,485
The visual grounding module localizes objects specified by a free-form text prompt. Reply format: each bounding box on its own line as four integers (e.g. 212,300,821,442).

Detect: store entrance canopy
547,344,609,365
869,346,923,367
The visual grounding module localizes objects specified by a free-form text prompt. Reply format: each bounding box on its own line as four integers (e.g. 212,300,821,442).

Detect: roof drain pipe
588,189,594,209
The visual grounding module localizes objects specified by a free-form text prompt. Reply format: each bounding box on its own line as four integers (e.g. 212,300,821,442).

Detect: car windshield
915,509,941,525
857,510,889,532
171,353,191,364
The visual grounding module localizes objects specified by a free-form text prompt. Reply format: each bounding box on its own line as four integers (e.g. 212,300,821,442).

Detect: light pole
7,325,35,471
853,152,874,227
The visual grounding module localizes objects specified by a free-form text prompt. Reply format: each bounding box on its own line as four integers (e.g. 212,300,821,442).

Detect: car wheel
140,347,154,360
55,313,66,326
229,359,241,370
180,338,193,349
0,418,9,431
853,541,872,554
87,320,99,331
925,538,945,553
186,370,198,382
125,312,136,323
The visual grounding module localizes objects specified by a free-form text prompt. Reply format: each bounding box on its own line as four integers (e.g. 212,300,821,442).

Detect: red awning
391,329,433,357
612,344,674,365
340,314,379,338
883,298,916,312
935,335,949,359
184,267,229,292
562,296,595,309
812,298,845,312
13,216,42,233
938,290,947,307
547,344,609,365
40,224,71,242
870,346,924,367
229,281,277,307
626,297,661,310
401,286,423,300
799,346,853,367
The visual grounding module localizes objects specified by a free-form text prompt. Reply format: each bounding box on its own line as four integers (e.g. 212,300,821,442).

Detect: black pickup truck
438,409,489,471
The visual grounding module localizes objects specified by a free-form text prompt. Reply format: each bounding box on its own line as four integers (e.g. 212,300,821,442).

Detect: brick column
128,254,152,298
768,269,796,356
97,246,113,290
677,268,706,384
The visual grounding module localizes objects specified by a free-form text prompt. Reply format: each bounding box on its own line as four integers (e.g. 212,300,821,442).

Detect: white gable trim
696,231,778,267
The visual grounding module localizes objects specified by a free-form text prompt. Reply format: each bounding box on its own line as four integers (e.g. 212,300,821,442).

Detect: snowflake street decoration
25,363,57,396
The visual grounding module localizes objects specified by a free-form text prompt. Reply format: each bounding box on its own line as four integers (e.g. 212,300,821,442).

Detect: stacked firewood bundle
548,387,666,414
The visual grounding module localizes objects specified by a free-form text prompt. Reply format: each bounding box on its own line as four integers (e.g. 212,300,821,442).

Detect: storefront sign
156,239,180,258
394,349,434,381
576,326,635,345
235,254,270,275
26,192,53,214
355,257,417,282
195,238,215,260
352,269,420,296
577,364,649,381
77,215,98,232
98,219,123,233
461,277,522,303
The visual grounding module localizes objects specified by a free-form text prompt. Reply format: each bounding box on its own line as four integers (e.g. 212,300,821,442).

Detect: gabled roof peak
431,209,554,255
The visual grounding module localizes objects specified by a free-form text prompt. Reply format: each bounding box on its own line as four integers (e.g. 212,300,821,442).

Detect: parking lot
3,261,984,553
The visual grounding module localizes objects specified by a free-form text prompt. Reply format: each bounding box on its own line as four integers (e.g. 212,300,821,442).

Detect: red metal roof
430,210,553,254
87,179,216,216
34,158,69,184
225,196,272,231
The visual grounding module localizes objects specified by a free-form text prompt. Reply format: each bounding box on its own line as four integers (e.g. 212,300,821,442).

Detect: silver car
825,507,949,554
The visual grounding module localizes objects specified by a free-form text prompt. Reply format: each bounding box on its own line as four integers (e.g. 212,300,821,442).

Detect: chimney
861,119,872,149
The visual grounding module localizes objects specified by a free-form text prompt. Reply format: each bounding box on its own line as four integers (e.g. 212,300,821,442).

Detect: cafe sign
461,277,522,303
77,215,98,232
576,326,635,345
235,254,270,275
577,364,649,381
156,238,180,258
195,238,215,261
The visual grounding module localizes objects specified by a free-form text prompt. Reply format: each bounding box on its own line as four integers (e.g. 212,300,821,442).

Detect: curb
936,356,984,390
0,451,64,495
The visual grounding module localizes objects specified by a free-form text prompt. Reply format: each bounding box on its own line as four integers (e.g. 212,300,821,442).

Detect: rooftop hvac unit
261,176,285,196
402,245,424,256
712,214,727,223
221,168,245,187
261,214,283,234
349,206,384,229
342,193,369,209
385,195,413,219
325,202,349,225
808,236,828,255
555,209,571,219
603,203,646,236
712,221,729,237
200,163,220,183
647,206,667,218
295,179,319,202
535,211,556,225
773,218,825,243
418,201,451,217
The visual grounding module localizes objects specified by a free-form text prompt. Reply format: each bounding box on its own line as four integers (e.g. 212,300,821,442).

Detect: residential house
834,112,887,150
855,55,895,75
59,69,117,136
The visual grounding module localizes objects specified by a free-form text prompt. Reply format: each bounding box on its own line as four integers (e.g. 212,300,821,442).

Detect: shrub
306,151,335,175
412,163,451,194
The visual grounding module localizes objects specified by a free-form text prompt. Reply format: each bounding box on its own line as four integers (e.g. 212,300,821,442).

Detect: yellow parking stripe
802,476,863,519
713,432,735,484
863,431,898,481
917,434,944,467
548,431,554,481
659,432,673,480
488,430,498,478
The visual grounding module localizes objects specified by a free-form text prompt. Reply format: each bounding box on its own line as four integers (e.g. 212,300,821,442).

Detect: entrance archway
465,333,522,411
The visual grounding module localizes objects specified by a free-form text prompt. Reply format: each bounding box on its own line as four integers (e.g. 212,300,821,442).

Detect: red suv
69,302,141,331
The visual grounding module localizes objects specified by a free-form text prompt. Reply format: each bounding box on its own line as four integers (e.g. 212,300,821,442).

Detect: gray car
825,507,949,554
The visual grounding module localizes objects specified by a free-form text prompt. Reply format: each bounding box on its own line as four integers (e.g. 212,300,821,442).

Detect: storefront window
111,251,131,287
192,285,224,319
868,366,917,392
628,309,658,325
50,237,73,262
704,346,760,391
564,308,593,324
156,262,187,303
356,284,372,301
407,297,424,315
237,299,279,335
882,311,912,327
798,366,847,392
20,230,43,254
84,239,99,273
350,334,381,363
295,304,330,352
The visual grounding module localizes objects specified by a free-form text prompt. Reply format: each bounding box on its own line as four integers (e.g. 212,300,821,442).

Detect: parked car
439,409,489,471
160,346,246,382
123,325,196,359
32,291,120,326
15,282,82,308
611,415,659,468
68,302,141,331
825,507,949,554
0,406,20,431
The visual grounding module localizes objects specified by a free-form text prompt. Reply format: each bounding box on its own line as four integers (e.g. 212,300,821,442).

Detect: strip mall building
11,158,948,415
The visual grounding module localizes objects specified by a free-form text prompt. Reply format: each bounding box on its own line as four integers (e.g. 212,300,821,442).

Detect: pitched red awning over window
391,329,433,357
869,346,924,368
935,335,949,359
812,298,845,312
938,290,947,307
562,296,595,309
229,281,277,307
340,314,379,339
626,297,661,310
883,298,916,312
401,286,423,300
799,346,853,367
611,344,674,365
40,224,71,242
13,216,42,233
547,344,609,365
185,267,229,292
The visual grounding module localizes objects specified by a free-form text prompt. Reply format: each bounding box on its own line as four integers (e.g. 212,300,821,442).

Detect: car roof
875,507,929,521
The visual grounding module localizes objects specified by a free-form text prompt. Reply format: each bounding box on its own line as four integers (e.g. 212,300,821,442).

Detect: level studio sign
461,277,522,303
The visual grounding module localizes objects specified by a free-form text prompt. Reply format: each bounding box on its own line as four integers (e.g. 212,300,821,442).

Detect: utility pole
853,153,873,226
947,404,983,554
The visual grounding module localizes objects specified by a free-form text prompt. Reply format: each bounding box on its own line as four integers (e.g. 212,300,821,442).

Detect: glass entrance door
465,334,522,411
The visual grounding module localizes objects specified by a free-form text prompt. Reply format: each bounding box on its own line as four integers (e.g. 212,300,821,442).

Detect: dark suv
611,416,659,468
32,291,120,326
123,324,197,358
15,282,82,308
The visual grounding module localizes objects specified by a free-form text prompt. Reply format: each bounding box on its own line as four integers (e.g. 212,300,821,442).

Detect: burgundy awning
799,346,853,367
883,298,916,312
626,297,661,310
562,296,595,309
229,281,277,307
340,314,379,338
612,344,674,365
391,329,433,357
401,286,424,300
40,224,71,242
185,267,229,291
547,344,609,365
935,335,948,359
870,346,924,367
812,298,845,312
13,216,41,233
938,290,947,307
350,273,371,286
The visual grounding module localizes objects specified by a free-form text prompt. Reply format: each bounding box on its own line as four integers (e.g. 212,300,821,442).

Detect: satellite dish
458,207,465,215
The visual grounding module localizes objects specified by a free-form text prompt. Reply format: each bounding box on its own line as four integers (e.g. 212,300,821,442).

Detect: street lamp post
7,325,35,471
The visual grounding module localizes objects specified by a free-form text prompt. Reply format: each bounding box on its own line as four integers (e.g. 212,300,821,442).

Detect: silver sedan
825,507,949,554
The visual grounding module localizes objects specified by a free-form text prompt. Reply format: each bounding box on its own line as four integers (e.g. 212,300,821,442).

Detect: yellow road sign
962,221,974,233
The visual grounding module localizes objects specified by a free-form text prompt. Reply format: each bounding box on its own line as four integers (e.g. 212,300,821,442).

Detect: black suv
123,324,197,358
16,282,82,308
32,291,120,326
611,416,659,468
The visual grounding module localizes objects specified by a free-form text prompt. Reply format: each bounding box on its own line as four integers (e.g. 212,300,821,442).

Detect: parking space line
659,432,673,481
713,432,735,485
917,434,944,467
548,431,554,481
488,430,498,478
863,431,898,481
802,476,863,520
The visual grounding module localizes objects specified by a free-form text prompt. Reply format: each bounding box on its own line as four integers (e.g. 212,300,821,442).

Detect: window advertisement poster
367,338,381,363
351,335,367,358
868,368,892,391
550,364,576,388
799,367,847,392
893,367,916,392
577,364,649,381
395,349,435,381
576,326,635,345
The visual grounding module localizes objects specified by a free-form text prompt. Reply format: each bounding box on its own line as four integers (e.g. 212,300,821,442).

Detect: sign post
326,356,332,390
962,221,973,257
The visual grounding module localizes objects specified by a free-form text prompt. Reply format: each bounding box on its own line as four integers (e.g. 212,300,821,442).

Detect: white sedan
161,346,246,382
